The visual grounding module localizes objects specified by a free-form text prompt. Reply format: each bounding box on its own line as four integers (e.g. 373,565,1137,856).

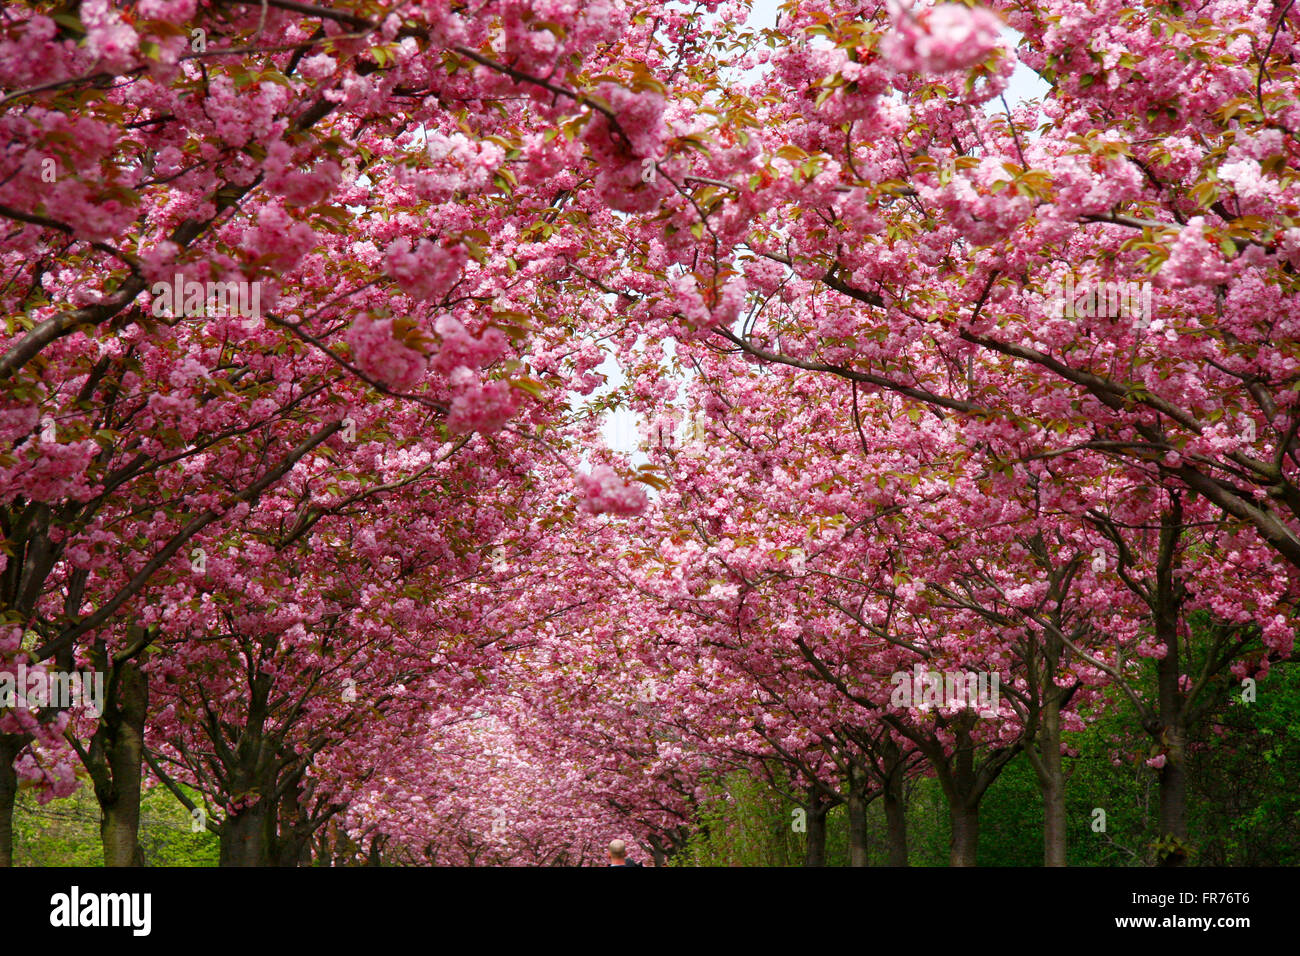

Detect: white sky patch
597,352,642,455
751,0,781,30
993,27,1051,118
595,338,688,461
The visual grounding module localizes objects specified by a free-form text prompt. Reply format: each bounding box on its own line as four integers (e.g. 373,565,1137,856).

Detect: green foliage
13,780,218,867
902,777,950,866
1187,659,1300,865
13,785,104,867
669,658,1300,866
972,758,1043,866
669,772,803,866
671,769,954,867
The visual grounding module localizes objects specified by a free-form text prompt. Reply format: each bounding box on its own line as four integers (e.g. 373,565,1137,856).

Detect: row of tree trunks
807,764,911,867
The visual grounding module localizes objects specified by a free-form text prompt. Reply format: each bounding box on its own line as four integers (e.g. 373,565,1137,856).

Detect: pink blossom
345,316,429,391
298,53,338,81
384,238,468,301
444,368,518,434
576,466,648,517
431,315,509,375
81,0,139,72
1159,217,1231,287
135,0,197,23
882,3,1003,74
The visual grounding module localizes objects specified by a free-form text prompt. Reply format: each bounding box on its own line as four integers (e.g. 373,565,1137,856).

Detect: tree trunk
647,834,668,867
1041,777,1067,868
883,771,909,866
949,802,979,867
220,803,273,866
1153,505,1190,867
937,715,989,866
0,736,21,867
803,804,828,867
96,659,148,867
218,670,279,866
100,802,145,867
274,774,318,866
1036,694,1068,867
1156,719,1189,866
847,767,870,867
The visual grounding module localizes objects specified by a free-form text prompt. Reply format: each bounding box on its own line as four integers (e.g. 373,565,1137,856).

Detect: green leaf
509,378,546,400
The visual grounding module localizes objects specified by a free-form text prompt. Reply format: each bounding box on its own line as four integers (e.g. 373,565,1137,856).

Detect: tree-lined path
1,0,1298,867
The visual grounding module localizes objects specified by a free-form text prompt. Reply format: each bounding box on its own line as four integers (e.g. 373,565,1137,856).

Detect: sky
594,3,1050,456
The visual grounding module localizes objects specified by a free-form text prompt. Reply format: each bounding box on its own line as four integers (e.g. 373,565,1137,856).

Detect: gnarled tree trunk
1025,678,1069,867
802,790,831,867
220,802,274,867
948,802,980,867
90,657,149,867
882,749,910,866
846,764,870,867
